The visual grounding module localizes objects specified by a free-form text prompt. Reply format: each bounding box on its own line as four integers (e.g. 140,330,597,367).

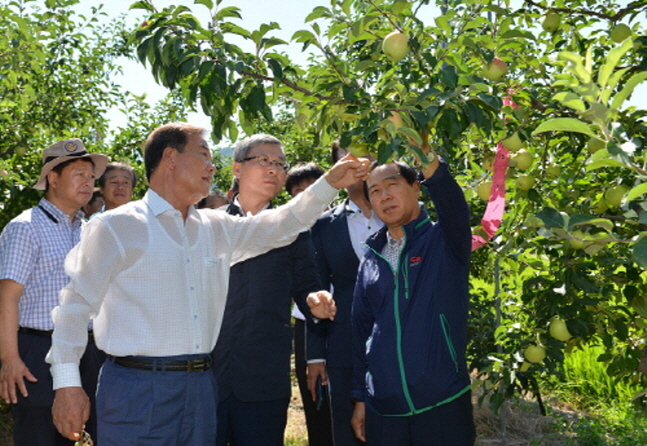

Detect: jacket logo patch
409,256,422,266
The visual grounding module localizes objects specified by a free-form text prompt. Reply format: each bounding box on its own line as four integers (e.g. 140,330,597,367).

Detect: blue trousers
327,366,364,446
365,391,475,446
96,355,217,446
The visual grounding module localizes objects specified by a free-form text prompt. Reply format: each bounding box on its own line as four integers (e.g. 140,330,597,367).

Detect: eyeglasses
241,155,289,172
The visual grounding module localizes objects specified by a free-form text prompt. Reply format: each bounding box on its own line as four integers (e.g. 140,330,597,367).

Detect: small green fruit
610,24,632,43
482,57,507,82
569,229,585,250
476,181,493,201
515,174,534,191
502,132,524,152
511,149,533,170
520,361,531,372
523,345,546,363
549,318,572,341
542,12,561,33
348,144,370,157
605,185,628,207
545,165,561,178
382,31,410,63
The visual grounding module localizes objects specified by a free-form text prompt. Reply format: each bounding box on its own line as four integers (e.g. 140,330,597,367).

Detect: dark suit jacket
308,199,361,369
212,202,322,402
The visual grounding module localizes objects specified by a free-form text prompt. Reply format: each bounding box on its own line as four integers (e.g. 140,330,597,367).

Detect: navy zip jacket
351,161,471,416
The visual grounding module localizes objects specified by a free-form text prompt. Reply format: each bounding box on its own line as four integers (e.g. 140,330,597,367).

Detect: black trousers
294,318,334,446
365,391,476,446
12,330,106,446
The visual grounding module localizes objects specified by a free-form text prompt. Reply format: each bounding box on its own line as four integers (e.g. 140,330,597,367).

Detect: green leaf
214,6,242,20
632,237,647,268
130,1,155,11
611,71,647,111
532,118,597,139
194,0,214,10
626,183,647,202
552,92,586,112
537,207,565,228
598,38,633,89
305,6,331,22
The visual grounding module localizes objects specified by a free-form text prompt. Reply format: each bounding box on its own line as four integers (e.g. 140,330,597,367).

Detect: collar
38,198,84,225
144,189,193,218
231,196,271,216
366,205,431,252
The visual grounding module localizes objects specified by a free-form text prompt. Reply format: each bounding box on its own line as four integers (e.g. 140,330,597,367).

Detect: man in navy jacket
351,152,475,445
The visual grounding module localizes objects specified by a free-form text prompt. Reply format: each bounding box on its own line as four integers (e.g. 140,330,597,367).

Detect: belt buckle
187,358,207,372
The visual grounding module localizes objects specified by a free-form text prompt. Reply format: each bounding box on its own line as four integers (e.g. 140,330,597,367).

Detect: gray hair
233,134,283,162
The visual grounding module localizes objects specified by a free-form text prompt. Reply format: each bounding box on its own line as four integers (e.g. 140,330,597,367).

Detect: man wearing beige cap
0,138,108,445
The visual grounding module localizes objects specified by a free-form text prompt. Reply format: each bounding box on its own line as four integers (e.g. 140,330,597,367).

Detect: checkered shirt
0,198,83,330
382,232,405,271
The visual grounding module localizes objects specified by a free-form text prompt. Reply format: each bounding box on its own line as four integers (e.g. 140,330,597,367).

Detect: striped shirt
0,198,84,330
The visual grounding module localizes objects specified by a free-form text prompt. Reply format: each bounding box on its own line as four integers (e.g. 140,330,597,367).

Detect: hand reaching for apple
323,153,371,189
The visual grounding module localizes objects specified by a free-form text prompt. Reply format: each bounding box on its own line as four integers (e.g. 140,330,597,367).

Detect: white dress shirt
346,199,383,259
47,177,338,389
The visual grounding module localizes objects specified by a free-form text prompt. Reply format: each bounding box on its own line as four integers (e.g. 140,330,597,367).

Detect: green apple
502,132,524,152
605,185,628,207
549,318,572,342
569,229,584,250
610,24,632,43
519,361,531,372
587,137,605,154
382,31,410,63
348,143,370,157
515,174,534,191
476,180,493,201
545,165,561,178
542,12,561,33
482,57,507,82
483,153,495,172
592,197,608,214
523,345,546,363
511,149,533,170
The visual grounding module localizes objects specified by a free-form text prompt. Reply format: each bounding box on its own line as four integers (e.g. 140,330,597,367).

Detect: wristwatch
424,151,436,164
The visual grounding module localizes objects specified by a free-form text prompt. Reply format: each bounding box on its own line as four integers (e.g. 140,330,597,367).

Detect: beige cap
34,139,109,190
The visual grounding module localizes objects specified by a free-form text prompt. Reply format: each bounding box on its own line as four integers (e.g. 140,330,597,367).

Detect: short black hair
144,122,204,181
363,160,418,200
285,162,325,196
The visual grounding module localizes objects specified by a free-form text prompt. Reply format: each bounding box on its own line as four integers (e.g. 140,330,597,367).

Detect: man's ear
161,147,176,169
46,170,59,189
413,180,421,194
232,162,242,179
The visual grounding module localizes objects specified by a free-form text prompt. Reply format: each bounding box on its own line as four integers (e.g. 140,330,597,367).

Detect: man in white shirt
46,122,370,446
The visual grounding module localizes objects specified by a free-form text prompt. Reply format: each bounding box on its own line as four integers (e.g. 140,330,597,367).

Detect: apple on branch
502,132,524,152
482,57,507,82
542,12,561,33
523,345,546,363
610,24,632,43
382,30,409,63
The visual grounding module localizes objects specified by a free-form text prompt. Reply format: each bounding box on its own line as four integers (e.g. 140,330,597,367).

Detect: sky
73,0,644,143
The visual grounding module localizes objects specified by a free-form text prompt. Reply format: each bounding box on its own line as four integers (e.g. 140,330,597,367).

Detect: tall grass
546,345,647,445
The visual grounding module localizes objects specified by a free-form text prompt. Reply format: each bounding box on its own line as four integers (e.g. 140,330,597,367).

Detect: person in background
47,123,368,445
94,162,137,215
285,162,334,446
308,142,383,446
351,151,475,445
82,189,104,219
0,139,108,446
213,136,332,446
197,189,229,209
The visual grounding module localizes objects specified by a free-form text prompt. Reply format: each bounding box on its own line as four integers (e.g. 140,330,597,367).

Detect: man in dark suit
212,134,330,446
308,142,383,446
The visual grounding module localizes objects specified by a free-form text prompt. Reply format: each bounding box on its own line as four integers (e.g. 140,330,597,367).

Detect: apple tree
129,0,647,411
